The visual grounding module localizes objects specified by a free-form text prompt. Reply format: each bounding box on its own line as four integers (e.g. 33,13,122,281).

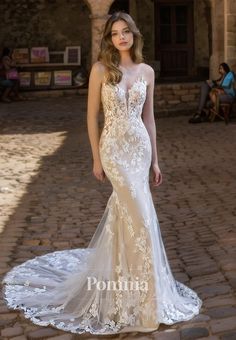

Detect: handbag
6,68,19,80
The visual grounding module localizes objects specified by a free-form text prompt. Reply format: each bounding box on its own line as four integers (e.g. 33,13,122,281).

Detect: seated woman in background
0,47,24,102
189,63,235,123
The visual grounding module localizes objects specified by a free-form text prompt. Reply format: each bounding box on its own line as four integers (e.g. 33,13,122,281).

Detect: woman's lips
119,42,128,46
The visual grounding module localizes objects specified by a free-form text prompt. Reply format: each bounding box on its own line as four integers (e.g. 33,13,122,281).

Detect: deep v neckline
102,76,146,111
117,76,146,110
116,76,145,95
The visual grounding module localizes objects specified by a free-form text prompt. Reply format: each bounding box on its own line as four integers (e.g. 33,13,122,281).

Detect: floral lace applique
2,74,202,335
99,77,151,186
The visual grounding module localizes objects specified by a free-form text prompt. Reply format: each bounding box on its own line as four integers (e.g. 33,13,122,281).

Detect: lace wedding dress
2,76,202,335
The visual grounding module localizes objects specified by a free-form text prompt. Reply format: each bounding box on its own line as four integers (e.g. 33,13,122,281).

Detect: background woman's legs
197,81,211,113
189,81,211,123
0,79,14,102
11,79,24,100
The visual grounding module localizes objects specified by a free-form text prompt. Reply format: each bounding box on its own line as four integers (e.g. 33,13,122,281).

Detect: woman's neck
119,51,134,68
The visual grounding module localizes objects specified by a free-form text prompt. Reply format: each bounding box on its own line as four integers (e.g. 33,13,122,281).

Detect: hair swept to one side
98,11,144,84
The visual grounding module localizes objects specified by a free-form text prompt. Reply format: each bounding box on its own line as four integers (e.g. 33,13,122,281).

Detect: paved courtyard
0,96,236,340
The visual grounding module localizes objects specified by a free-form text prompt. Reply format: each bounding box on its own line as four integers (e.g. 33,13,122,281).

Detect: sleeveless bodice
101,77,147,132
101,76,147,116
99,76,152,182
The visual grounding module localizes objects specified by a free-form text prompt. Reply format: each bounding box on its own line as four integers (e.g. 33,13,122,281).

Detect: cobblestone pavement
0,96,236,340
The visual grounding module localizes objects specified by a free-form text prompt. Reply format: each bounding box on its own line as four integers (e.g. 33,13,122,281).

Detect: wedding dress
2,76,202,335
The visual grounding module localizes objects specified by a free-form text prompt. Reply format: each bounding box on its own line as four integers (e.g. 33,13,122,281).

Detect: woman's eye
111,32,117,36
124,30,130,34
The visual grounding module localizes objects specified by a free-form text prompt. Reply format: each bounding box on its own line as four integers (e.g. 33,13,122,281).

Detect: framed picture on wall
54,70,72,86
13,49,29,64
34,71,51,86
19,72,31,87
64,46,81,65
31,47,49,63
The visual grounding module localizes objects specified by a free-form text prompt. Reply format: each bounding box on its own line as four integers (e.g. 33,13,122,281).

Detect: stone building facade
0,0,236,114
1,0,236,77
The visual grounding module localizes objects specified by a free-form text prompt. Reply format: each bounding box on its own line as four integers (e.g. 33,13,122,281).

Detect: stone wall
209,0,225,79
194,0,211,75
154,82,201,116
134,0,155,61
2,0,234,80
225,0,236,70
20,81,201,117
0,0,91,68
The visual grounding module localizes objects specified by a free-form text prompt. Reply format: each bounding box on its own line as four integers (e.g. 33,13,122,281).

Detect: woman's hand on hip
93,160,106,182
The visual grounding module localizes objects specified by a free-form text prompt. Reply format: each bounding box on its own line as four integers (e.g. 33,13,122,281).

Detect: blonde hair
98,12,144,84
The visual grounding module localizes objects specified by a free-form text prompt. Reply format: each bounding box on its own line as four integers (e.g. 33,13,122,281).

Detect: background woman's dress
2,76,202,335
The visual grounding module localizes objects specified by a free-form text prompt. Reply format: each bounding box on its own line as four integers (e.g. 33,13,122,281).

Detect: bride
2,12,202,335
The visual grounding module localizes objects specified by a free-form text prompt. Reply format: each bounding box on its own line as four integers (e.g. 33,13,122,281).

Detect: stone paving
0,96,236,340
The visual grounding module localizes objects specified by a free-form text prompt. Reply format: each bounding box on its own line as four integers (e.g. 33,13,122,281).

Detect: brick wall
154,82,201,116
20,81,202,117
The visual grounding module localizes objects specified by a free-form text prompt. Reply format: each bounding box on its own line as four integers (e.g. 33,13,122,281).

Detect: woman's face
111,20,134,51
218,65,226,76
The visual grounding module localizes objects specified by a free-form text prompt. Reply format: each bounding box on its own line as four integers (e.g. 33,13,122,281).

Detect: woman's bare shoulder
91,61,107,77
140,63,154,76
90,62,108,84
139,63,155,85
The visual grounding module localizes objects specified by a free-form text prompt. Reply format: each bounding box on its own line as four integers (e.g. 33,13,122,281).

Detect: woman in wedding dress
2,12,202,335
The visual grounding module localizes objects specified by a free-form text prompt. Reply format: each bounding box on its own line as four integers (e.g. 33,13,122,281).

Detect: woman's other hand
93,160,106,182
152,163,162,187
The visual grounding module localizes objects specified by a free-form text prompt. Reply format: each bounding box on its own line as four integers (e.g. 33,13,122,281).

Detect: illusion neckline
102,75,146,95
102,76,147,111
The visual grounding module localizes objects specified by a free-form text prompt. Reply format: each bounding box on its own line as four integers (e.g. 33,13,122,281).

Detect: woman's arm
215,75,223,85
87,62,105,182
221,71,234,89
142,66,162,186
2,56,16,70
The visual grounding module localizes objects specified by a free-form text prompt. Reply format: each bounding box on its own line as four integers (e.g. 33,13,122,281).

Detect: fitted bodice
101,76,147,122
99,76,151,181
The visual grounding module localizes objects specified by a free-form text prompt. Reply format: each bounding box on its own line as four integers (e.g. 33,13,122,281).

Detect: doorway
155,0,194,78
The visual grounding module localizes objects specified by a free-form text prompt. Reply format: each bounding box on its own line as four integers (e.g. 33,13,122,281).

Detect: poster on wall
65,46,81,64
13,49,29,64
19,72,31,87
31,47,49,63
54,70,72,86
34,72,51,86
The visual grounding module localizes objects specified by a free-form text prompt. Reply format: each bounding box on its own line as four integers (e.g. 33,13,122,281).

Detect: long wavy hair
98,12,144,84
